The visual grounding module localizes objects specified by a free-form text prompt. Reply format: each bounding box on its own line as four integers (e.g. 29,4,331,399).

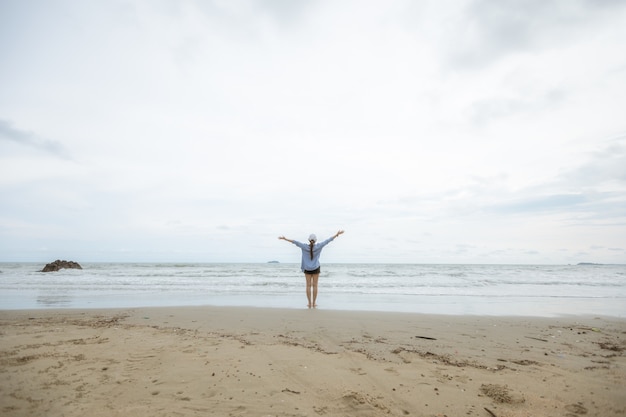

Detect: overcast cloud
1,0,625,264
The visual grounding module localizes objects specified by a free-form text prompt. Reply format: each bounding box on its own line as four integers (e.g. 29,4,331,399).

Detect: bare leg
305,274,313,308
311,274,319,307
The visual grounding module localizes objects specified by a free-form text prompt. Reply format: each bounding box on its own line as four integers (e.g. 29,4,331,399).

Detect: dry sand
1,306,624,417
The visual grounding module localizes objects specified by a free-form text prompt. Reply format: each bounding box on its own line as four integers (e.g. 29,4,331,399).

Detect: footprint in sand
350,367,367,375
565,403,588,415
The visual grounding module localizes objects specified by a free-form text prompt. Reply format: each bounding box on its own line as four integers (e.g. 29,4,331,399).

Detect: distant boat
267,260,280,264
577,262,601,265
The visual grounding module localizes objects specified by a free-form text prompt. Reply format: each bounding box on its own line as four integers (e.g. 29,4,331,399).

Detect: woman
278,230,344,308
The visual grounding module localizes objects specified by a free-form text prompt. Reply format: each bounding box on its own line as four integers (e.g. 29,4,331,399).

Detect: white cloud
0,119,70,158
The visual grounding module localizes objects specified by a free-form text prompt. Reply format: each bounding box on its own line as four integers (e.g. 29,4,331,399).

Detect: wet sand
1,306,625,416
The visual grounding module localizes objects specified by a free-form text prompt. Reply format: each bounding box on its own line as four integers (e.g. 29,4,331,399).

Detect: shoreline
2,293,625,318
2,302,626,318
1,306,625,416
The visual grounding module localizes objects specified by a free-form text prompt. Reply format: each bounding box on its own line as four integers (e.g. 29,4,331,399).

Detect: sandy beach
1,307,624,417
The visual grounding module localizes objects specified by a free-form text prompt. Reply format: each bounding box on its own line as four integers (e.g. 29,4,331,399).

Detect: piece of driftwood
484,407,497,417
525,336,548,342
282,388,300,394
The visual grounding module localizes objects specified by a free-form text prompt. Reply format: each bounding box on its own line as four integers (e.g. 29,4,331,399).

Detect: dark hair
309,241,314,260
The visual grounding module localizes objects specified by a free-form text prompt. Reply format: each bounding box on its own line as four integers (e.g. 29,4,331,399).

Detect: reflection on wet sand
37,294,73,307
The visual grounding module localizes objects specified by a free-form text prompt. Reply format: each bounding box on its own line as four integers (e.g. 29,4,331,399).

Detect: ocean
0,263,624,317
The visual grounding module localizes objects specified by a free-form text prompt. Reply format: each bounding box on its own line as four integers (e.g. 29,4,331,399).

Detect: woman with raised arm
278,230,344,308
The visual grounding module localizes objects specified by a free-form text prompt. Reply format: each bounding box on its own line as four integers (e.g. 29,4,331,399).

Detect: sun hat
308,234,317,242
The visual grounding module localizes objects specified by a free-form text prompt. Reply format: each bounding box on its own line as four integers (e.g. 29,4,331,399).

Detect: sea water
0,263,624,317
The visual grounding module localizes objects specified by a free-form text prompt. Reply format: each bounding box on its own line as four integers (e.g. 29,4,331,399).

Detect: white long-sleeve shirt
291,236,335,271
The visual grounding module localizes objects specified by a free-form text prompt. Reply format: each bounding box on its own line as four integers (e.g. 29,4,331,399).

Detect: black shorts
304,267,321,275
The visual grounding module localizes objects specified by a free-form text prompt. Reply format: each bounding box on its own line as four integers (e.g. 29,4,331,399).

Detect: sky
1,0,625,264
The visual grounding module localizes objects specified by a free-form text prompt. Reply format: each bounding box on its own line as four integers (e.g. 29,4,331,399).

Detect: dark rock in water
41,260,83,272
